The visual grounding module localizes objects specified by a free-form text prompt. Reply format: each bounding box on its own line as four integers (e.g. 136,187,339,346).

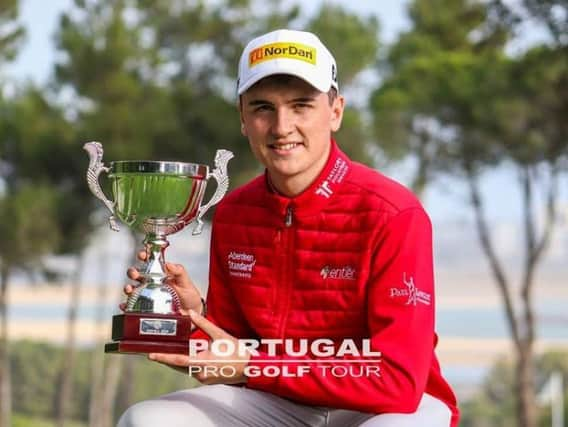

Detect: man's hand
121,250,203,315
148,310,250,385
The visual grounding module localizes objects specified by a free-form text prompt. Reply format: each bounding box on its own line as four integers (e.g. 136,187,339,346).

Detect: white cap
237,29,339,95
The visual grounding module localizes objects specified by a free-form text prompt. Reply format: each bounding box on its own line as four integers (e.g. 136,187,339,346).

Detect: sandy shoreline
8,280,568,308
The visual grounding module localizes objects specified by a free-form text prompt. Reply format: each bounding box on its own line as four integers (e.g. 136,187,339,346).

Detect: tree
370,0,509,197
54,0,168,424
369,1,567,426
307,5,380,165
460,349,568,426
0,2,26,426
131,0,302,183
0,0,25,72
0,184,60,427
1,82,98,427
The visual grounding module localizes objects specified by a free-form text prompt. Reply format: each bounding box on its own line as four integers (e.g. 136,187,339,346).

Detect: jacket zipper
277,205,295,338
285,205,293,227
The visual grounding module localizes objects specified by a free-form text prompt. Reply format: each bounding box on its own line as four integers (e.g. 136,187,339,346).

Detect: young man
119,29,459,427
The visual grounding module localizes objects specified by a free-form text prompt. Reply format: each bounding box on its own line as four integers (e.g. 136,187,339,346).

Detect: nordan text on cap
237,29,339,95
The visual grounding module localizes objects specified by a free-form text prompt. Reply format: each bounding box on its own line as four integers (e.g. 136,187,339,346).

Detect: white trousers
117,384,452,427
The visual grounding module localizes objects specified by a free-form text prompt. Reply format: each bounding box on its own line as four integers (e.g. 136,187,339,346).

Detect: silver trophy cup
84,141,233,353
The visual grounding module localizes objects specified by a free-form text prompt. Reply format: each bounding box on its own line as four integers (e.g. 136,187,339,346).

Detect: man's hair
327,87,338,106
239,74,339,107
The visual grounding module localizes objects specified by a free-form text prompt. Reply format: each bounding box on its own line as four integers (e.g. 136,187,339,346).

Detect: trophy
84,141,233,354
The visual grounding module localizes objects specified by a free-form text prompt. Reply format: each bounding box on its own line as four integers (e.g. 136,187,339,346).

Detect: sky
5,0,567,225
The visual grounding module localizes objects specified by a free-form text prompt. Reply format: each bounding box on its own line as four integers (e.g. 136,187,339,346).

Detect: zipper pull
285,206,293,227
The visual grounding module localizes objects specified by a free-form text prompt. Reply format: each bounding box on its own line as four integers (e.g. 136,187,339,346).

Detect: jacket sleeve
245,207,435,413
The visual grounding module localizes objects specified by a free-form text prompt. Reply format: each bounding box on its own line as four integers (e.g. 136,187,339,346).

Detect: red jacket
205,140,459,426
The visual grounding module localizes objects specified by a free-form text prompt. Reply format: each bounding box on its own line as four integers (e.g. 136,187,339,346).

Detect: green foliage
460,350,568,427
119,354,200,407
307,5,380,87
12,414,86,427
0,0,25,67
498,45,568,165
490,0,568,46
370,0,567,198
334,107,373,166
306,4,380,166
370,0,513,185
56,0,164,160
0,87,94,256
9,340,194,422
11,341,71,418
53,0,382,195
0,183,60,270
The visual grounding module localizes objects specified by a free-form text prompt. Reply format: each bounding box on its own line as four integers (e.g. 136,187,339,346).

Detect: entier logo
320,265,357,280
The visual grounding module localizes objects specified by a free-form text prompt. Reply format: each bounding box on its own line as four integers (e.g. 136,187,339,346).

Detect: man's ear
238,97,247,136
330,95,345,133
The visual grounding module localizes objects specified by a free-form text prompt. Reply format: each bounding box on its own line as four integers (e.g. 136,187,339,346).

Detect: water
436,302,568,339
9,301,566,336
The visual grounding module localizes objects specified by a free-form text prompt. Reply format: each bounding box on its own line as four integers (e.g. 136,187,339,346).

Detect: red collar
262,139,352,219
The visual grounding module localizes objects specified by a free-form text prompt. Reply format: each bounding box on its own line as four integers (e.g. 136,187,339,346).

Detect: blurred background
0,0,567,426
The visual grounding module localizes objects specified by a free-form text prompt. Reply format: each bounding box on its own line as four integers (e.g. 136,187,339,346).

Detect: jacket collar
263,139,352,218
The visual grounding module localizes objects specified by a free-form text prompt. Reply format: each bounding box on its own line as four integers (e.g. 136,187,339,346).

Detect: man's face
239,76,344,196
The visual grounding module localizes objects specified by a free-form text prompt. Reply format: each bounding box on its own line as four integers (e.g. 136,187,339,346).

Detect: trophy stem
125,233,181,313
143,233,169,284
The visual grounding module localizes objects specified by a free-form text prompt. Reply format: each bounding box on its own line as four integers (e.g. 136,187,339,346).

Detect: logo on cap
249,42,316,67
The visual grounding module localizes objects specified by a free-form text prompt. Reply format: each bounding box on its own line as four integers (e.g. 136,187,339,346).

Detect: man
118,29,459,427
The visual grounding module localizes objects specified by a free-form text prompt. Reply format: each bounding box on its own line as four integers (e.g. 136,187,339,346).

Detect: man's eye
254,105,272,112
295,103,312,109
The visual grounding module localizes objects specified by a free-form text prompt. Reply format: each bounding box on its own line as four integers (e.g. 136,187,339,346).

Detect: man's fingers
148,353,189,367
165,262,188,278
189,310,226,340
127,267,145,282
123,283,134,294
164,263,195,292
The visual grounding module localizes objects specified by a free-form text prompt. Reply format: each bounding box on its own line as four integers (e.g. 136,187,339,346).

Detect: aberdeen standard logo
227,251,256,279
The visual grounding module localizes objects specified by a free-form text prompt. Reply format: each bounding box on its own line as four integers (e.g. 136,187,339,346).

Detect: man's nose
271,108,294,137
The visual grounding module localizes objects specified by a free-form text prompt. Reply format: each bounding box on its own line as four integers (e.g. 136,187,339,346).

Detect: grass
12,414,87,427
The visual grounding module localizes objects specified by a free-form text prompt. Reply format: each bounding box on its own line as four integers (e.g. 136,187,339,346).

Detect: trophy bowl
84,142,233,353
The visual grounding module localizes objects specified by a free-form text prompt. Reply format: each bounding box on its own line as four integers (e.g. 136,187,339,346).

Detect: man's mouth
268,143,303,151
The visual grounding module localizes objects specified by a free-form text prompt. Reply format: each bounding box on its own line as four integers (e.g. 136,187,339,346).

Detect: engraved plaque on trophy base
104,313,193,354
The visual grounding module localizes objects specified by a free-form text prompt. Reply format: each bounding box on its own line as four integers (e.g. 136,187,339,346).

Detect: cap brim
237,65,332,95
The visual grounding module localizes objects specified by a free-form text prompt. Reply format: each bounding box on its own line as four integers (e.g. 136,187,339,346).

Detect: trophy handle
193,149,234,235
83,141,119,231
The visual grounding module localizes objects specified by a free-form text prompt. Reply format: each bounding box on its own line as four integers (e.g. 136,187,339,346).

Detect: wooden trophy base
105,312,192,354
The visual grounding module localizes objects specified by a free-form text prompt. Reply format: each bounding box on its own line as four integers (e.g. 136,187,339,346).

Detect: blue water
8,303,117,321
436,302,568,339
9,300,567,339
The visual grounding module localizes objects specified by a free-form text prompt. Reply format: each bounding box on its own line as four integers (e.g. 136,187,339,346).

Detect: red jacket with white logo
205,140,459,426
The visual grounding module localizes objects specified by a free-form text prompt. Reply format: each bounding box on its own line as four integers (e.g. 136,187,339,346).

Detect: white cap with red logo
237,29,339,95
